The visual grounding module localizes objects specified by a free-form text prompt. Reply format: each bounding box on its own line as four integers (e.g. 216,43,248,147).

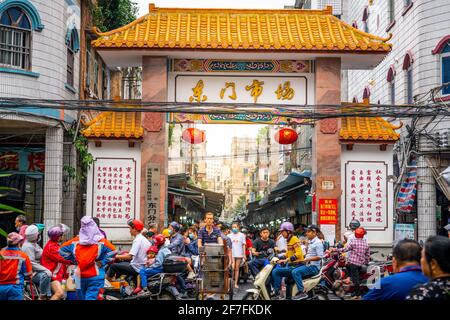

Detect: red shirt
245,238,253,257
41,240,72,282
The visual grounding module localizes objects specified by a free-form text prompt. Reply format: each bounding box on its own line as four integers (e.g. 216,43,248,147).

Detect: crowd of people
0,213,449,301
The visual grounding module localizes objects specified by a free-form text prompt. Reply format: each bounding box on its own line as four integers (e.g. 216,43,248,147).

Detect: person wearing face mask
185,226,199,256
228,222,246,289
41,224,73,300
145,223,158,243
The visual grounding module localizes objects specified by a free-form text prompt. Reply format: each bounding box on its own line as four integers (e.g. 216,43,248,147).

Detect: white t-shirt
129,233,151,272
276,235,288,252
228,232,246,258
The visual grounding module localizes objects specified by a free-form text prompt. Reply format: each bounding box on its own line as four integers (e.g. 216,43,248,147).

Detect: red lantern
182,128,206,144
274,128,298,145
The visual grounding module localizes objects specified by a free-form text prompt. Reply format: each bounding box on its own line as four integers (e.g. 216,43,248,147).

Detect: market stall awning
168,174,225,214
244,172,311,225
168,187,203,198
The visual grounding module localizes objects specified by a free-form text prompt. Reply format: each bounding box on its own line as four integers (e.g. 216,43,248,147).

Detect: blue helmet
170,221,181,232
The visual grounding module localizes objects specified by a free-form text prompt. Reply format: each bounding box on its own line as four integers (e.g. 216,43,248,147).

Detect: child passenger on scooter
133,246,158,294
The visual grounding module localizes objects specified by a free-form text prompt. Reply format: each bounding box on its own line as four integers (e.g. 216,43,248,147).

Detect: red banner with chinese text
319,199,338,225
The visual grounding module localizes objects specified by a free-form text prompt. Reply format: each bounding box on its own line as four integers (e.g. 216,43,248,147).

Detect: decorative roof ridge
147,4,332,15
83,111,112,127
92,5,339,38
328,15,392,43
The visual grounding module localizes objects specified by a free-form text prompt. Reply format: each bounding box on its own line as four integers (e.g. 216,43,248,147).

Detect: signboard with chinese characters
345,161,388,230
394,224,415,243
0,147,45,175
320,224,336,244
168,64,315,124
174,75,308,105
319,199,338,225
92,158,136,226
146,164,161,228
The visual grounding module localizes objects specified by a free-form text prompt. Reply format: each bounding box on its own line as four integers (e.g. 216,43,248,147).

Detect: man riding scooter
271,222,304,300
291,225,324,300
249,227,275,277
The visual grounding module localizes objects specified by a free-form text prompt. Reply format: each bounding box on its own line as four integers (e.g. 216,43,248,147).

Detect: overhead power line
1,97,450,120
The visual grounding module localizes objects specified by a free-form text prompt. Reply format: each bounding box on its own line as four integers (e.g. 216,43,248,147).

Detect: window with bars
390,81,395,105
66,30,76,87
94,58,99,96
406,68,413,103
86,41,91,88
0,7,32,70
388,0,395,25
102,64,108,99
403,53,414,104
362,6,369,33
442,43,450,96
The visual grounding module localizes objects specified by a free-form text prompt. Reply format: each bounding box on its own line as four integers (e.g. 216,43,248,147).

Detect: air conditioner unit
442,129,450,150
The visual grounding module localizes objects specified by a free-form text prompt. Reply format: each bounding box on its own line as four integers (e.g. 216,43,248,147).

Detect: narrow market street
0,0,449,308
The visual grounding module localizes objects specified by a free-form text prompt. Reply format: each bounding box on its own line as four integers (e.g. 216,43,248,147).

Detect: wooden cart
196,243,233,300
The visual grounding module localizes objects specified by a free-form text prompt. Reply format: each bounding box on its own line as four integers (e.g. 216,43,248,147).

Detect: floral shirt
406,276,450,300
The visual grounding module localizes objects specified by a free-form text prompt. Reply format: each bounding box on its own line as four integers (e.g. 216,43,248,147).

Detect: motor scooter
243,250,329,300
322,250,393,298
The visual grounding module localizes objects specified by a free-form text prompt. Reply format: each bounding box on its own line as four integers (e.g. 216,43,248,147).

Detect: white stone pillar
417,155,437,241
62,138,77,237
43,126,64,242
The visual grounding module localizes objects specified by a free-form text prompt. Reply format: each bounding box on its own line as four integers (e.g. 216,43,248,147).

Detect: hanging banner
92,158,136,226
319,199,338,225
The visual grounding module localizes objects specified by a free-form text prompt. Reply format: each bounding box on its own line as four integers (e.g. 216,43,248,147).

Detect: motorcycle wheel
242,292,260,300
311,293,329,300
158,291,176,300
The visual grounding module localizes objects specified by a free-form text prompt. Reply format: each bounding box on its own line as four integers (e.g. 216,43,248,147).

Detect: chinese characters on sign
275,81,295,100
92,159,136,225
189,80,208,102
345,161,388,229
245,80,265,103
219,82,237,100
174,75,308,105
146,164,161,228
0,148,45,173
394,224,415,244
188,79,297,103
319,199,338,225
0,151,19,171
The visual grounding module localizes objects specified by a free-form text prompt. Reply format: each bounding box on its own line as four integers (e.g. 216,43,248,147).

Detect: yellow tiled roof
340,116,400,142
92,5,392,52
82,112,144,139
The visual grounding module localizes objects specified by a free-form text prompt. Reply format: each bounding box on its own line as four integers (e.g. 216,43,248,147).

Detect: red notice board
319,199,338,225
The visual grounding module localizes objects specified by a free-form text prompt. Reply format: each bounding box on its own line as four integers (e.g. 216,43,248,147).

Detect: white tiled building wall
343,0,450,114
0,0,80,122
